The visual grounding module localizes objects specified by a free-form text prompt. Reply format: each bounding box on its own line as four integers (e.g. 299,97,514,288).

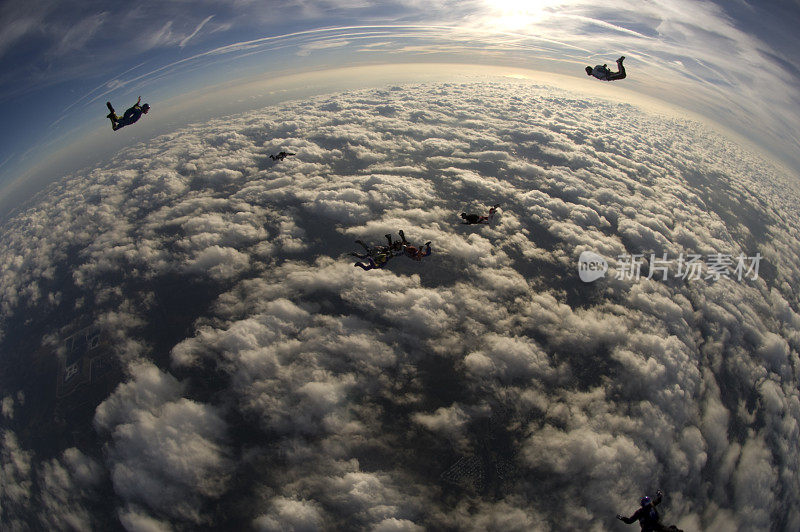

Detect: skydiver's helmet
641,496,651,507
460,213,468,219
585,66,593,75
142,103,150,113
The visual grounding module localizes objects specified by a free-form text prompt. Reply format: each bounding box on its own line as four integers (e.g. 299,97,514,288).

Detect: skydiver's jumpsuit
462,213,487,224
108,103,145,131
590,58,626,81
619,493,681,532
404,243,431,261
355,252,390,270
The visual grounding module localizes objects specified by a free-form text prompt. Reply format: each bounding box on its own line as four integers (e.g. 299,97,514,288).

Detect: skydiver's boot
617,56,625,65
106,102,116,119
398,229,408,244
385,234,392,246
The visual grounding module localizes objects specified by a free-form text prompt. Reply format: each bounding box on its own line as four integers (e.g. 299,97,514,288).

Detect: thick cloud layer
1,81,799,530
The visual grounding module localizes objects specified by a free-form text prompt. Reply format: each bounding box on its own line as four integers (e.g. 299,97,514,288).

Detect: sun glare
483,0,566,32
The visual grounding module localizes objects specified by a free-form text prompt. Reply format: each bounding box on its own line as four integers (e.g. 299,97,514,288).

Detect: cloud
0,432,32,505
1,81,799,529
36,448,104,530
297,38,352,56
94,362,231,525
180,15,215,48
51,11,108,56
253,497,324,531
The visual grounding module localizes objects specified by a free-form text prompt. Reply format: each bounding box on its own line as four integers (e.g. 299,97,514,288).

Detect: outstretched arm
653,490,663,506
616,513,636,524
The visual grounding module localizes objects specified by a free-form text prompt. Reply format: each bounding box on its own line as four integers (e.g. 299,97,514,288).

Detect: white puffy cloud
94,363,231,526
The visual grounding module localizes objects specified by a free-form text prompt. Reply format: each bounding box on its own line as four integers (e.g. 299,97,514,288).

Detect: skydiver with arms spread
461,204,500,225
269,151,296,161
106,97,150,131
397,230,431,261
616,490,683,532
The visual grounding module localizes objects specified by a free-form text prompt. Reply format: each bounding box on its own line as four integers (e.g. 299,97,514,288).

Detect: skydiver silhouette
461,204,500,224
269,151,296,161
350,235,403,260
586,56,626,81
384,233,404,255
106,97,150,131
616,490,683,532
352,235,403,271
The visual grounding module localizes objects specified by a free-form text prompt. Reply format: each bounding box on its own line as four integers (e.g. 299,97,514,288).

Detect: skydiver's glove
616,514,624,521
657,489,663,497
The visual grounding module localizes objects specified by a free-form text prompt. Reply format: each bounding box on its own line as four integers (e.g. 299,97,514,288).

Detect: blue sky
1,0,799,206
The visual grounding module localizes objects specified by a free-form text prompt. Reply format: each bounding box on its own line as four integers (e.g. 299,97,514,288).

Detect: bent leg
608,59,626,80
354,258,376,270
607,68,626,80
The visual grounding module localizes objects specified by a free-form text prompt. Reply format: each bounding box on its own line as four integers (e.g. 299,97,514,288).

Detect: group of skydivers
351,204,499,271
103,58,689,531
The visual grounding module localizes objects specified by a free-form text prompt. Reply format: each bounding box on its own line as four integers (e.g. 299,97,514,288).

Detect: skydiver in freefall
354,249,391,270
616,490,684,532
352,235,401,271
461,204,500,225
586,56,626,81
269,151,296,161
351,235,402,260
106,97,150,131
397,230,431,261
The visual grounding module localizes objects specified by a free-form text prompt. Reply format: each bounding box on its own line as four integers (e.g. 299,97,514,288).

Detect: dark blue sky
1,0,799,200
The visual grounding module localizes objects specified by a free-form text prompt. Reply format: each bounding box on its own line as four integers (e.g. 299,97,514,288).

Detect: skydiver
398,229,409,246
586,56,626,81
269,151,296,161
393,230,431,261
616,490,683,532
106,97,150,131
404,241,432,261
354,250,391,271
461,204,500,225
384,233,404,255
350,235,399,259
